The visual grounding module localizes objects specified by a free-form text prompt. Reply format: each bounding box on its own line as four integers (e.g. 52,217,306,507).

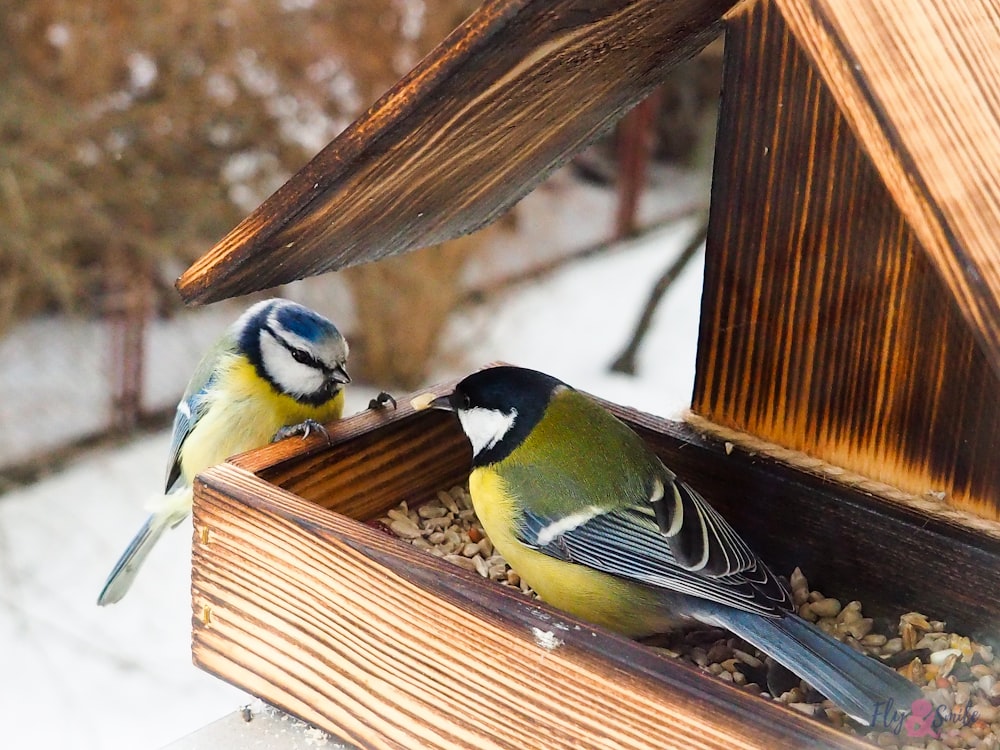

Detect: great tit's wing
517,493,793,617
649,477,760,577
534,390,763,579
163,333,237,492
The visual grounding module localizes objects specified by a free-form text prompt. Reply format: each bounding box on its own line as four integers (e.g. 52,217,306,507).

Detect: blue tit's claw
272,419,331,444
369,391,397,410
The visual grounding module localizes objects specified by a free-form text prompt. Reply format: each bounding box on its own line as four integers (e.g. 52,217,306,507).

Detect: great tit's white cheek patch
259,331,326,396
457,407,518,457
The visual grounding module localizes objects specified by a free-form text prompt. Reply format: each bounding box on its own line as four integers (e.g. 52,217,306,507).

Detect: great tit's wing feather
163,333,238,491
507,388,792,615
518,504,792,617
661,480,759,577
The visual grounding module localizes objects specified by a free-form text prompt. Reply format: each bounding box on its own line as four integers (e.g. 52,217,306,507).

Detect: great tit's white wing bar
518,506,792,617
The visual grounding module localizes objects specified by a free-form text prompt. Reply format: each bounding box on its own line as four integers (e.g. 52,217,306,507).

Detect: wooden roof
175,0,735,303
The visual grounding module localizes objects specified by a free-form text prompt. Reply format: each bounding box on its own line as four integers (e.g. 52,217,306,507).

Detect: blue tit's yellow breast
178,355,344,483
469,466,674,637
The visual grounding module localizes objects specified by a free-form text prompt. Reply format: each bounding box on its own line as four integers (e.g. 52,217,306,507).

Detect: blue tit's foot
368,391,397,410
272,419,330,443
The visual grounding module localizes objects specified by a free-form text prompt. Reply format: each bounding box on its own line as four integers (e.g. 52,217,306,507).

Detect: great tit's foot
368,391,397,410
272,419,330,443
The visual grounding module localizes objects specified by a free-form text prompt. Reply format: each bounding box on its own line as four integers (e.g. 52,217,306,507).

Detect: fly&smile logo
872,697,979,739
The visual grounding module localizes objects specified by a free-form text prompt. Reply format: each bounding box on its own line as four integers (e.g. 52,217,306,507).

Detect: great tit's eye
459,392,471,409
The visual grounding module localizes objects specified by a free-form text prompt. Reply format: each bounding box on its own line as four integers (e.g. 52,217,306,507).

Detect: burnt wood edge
615,407,1000,553
226,371,477,475
192,463,872,749
177,0,531,300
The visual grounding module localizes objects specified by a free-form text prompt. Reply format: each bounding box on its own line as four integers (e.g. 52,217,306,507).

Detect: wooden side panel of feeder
776,0,1000,378
693,0,1000,518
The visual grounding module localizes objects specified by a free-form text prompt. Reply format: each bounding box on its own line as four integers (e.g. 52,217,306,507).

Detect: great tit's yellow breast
469,466,676,637
179,356,344,484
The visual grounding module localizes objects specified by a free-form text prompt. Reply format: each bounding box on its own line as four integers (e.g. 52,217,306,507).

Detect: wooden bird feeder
183,0,1000,747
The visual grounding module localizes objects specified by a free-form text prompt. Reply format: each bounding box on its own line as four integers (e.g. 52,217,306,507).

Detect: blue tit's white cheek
457,407,518,457
259,331,326,396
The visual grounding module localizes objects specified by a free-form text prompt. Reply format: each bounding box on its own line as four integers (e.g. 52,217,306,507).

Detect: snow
441,219,705,419
0,177,706,748
0,305,244,469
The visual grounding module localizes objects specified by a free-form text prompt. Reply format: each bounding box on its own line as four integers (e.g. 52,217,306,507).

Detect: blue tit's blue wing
163,386,211,492
517,482,793,618
163,332,238,492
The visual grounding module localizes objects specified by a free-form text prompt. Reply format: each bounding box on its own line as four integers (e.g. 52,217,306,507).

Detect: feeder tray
190,382,1000,750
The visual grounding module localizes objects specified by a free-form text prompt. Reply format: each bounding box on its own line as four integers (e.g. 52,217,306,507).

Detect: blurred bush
0,0,479,342
0,0,721,392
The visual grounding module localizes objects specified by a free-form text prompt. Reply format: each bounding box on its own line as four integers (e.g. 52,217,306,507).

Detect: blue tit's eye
290,348,314,366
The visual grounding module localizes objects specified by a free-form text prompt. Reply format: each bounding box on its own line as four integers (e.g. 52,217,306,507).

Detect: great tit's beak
410,392,454,411
330,364,351,384
429,394,454,411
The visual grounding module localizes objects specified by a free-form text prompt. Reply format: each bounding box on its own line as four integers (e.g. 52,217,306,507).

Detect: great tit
97,298,350,606
426,365,920,723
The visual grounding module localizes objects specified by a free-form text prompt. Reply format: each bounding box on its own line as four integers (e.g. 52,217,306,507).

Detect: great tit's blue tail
97,488,192,606
710,608,922,725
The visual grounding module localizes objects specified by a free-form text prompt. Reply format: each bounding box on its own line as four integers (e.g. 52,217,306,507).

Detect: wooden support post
106,251,149,432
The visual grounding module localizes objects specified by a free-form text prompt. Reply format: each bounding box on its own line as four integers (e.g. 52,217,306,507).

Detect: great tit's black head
434,366,565,466
237,298,350,406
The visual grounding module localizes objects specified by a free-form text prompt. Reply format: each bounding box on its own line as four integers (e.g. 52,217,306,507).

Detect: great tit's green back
500,387,672,520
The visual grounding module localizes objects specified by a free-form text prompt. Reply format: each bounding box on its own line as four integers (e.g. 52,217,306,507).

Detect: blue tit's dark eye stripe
290,348,315,366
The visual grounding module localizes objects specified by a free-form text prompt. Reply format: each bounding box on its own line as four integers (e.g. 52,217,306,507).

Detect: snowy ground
0,179,707,749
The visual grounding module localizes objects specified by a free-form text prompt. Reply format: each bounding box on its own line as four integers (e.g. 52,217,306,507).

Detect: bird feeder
181,0,1000,747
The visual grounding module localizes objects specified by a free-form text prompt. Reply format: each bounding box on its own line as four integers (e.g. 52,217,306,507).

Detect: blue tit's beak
330,364,351,384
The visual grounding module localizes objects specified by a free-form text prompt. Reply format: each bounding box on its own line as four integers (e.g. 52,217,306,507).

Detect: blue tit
98,298,350,606
425,365,920,724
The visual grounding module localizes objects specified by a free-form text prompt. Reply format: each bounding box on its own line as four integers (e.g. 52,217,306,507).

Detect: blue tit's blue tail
97,488,192,606
710,608,922,724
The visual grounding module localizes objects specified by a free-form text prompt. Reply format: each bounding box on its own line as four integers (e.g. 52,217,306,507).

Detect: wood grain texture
695,0,1000,518
775,0,1000,378
176,0,735,304
192,462,873,750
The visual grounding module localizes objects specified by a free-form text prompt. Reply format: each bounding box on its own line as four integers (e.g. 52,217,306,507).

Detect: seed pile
379,486,998,749
375,484,534,596
656,569,1000,749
